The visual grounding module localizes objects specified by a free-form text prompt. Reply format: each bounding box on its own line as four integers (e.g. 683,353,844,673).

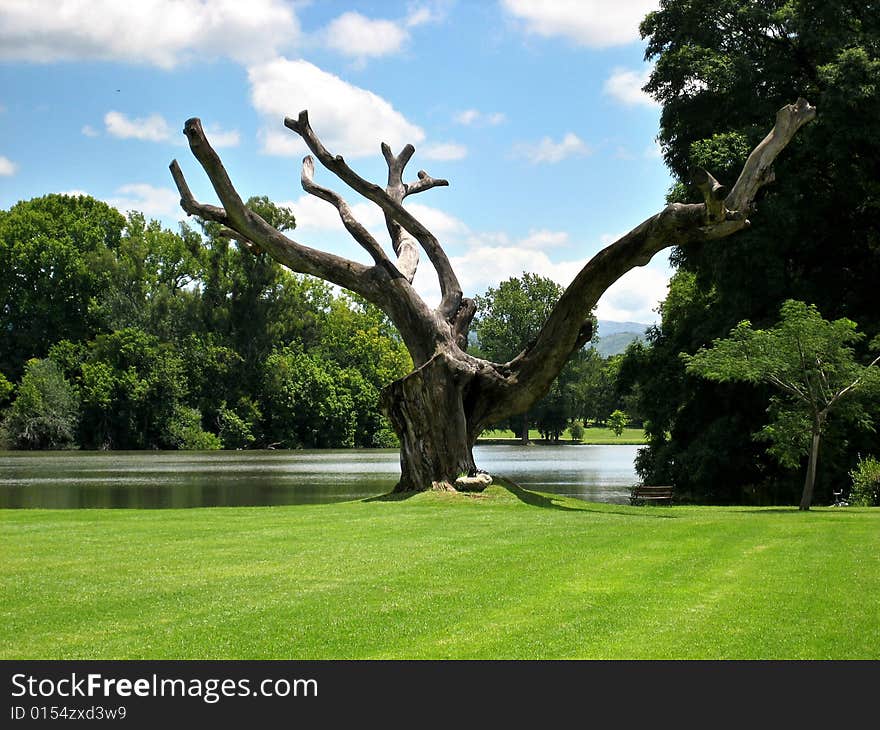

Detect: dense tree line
0,194,410,450
620,0,880,504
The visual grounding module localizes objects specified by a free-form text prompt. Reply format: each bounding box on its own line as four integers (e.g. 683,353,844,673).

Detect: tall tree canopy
625,0,880,504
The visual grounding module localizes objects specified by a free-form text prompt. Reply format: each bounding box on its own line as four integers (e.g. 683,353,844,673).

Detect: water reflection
0,444,639,509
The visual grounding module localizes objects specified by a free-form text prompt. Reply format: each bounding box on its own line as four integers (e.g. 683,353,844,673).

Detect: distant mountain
467,318,652,358
591,319,652,357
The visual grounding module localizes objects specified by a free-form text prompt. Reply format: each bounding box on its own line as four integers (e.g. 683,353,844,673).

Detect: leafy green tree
0,194,126,378
474,273,567,442
608,410,628,437
685,301,880,510
1,359,79,449
625,0,880,502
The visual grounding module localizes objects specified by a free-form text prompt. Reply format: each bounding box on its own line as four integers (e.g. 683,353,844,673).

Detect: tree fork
172,99,815,493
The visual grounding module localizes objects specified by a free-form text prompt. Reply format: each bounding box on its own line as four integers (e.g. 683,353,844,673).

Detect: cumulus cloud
0,155,18,176
412,230,668,322
420,142,467,161
102,111,238,147
518,229,570,249
0,0,300,68
106,183,181,218
501,0,659,48
104,111,172,142
603,67,658,108
513,132,591,164
248,58,425,159
323,12,409,60
81,124,99,137
454,109,506,126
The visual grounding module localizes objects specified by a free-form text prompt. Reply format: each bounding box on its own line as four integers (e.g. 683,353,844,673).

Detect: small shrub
371,426,400,448
167,406,221,450
568,421,584,441
849,456,880,506
608,410,628,437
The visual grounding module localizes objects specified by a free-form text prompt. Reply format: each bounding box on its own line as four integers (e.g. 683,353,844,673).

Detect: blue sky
0,0,671,323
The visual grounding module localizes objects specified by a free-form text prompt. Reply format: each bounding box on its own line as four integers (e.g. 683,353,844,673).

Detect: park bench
630,485,674,505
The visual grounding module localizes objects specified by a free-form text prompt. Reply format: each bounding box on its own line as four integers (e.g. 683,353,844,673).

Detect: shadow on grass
494,476,679,518
362,490,419,503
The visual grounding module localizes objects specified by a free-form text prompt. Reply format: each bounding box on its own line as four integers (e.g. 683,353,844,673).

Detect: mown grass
479,426,647,445
2,486,878,659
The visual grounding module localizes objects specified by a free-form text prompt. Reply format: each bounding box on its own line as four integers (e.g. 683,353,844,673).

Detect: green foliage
627,0,880,503
473,273,565,362
568,421,585,441
218,402,257,450
166,405,221,451
0,194,126,378
0,371,13,406
0,193,409,453
1,359,79,449
685,300,880,506
608,410,628,437
849,456,880,507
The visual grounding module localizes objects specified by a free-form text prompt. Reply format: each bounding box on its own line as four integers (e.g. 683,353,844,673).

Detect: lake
0,444,640,509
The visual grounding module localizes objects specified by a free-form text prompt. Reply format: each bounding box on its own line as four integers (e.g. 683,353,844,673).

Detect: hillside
592,319,651,357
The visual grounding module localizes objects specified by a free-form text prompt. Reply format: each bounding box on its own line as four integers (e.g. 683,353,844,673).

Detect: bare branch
693,167,728,224
285,111,463,319
406,169,449,197
726,97,816,213
171,118,385,304
169,159,228,225
473,99,817,427
300,155,390,268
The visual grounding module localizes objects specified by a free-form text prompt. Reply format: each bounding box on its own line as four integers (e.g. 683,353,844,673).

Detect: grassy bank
478,426,647,445
2,486,878,659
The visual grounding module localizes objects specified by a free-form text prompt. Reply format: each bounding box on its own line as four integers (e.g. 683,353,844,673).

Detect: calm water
0,444,640,509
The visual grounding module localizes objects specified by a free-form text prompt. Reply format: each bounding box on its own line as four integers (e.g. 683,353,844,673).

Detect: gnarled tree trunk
171,99,815,493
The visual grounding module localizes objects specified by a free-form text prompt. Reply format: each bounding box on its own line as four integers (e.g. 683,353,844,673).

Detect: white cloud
420,142,467,161
0,0,300,68
501,0,658,48
106,183,181,218
595,264,668,322
514,132,591,164
203,124,240,148
103,111,238,147
81,124,99,137
105,111,171,142
323,12,409,60
603,67,658,108
519,229,570,249
412,230,668,322
248,57,425,159
406,203,469,237
0,156,19,176
58,189,90,197
454,109,506,126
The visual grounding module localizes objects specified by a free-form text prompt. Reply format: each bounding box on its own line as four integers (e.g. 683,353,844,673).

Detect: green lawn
2,486,878,659
479,426,647,445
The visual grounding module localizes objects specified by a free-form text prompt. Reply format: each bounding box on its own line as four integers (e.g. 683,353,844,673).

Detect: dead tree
170,98,815,492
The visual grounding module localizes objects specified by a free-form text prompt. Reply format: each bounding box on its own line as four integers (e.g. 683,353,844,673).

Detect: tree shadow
362,490,420,503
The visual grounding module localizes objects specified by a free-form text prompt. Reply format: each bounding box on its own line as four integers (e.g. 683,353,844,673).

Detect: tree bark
381,350,477,491
799,419,822,511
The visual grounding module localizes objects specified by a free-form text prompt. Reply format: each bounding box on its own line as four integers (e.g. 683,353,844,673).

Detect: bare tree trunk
520,412,529,445
799,420,822,511
171,99,814,494
381,351,477,491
